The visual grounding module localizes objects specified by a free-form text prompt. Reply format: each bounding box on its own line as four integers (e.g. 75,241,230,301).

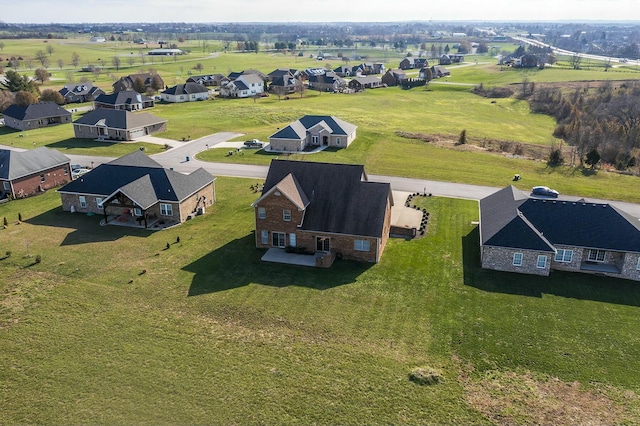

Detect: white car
72,168,90,179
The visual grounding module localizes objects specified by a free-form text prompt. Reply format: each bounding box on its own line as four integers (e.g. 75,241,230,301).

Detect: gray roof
3,102,71,121
259,160,391,238
480,185,640,253
94,91,153,106
270,115,356,140
73,109,166,130
162,82,208,96
58,151,214,207
0,147,70,180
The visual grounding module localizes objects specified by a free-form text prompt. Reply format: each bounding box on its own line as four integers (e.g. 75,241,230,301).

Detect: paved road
5,133,640,218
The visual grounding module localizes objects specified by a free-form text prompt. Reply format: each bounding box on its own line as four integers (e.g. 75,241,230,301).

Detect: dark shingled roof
73,109,166,130
162,82,208,96
259,159,391,238
58,151,214,207
480,185,640,253
94,91,152,106
0,147,70,180
3,102,71,121
270,115,356,140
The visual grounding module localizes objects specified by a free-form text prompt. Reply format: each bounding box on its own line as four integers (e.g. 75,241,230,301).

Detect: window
79,196,87,208
2,181,10,190
160,203,173,216
261,230,268,244
354,240,370,252
283,209,291,221
536,255,547,269
133,208,142,217
258,207,266,219
513,252,523,266
289,233,296,247
96,197,103,208
588,249,606,262
40,174,45,183
272,232,286,248
336,137,341,145
312,135,319,145
554,249,573,263
316,236,330,252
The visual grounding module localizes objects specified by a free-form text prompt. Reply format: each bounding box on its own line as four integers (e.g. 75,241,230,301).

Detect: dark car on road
532,186,559,197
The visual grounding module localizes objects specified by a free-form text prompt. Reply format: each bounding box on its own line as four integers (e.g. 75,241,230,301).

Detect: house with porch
268,115,357,152
381,69,408,86
186,74,225,87
58,151,215,228
347,75,384,91
2,102,72,131
399,57,428,70
252,159,393,267
112,73,164,93
94,91,155,111
0,147,71,200
72,109,167,141
479,185,640,281
307,71,345,92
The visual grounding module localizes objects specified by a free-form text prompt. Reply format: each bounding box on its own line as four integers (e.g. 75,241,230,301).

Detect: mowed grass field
2,183,640,424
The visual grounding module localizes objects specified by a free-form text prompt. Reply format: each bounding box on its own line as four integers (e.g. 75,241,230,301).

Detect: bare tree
294,78,306,98
34,50,49,68
0,41,5,51
65,71,75,82
112,56,121,71
570,53,582,70
57,58,64,69
34,68,50,83
71,52,80,68
127,54,135,67
45,44,55,56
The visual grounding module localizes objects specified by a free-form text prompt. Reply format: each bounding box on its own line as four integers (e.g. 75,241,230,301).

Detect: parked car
244,139,264,148
71,168,90,179
532,186,559,197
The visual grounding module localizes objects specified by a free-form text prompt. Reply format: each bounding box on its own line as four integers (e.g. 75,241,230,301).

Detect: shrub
5,250,11,258
548,148,564,166
457,129,467,145
408,367,443,386
3,217,7,226
34,255,41,264
18,213,22,222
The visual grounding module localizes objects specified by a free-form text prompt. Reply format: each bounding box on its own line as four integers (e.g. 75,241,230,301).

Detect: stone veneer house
0,147,71,199
2,102,72,131
58,151,215,228
480,185,640,281
268,115,357,152
59,83,106,104
161,83,209,103
252,159,393,267
72,109,167,141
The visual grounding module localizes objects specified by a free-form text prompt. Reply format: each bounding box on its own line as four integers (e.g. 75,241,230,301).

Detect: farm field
1,183,640,424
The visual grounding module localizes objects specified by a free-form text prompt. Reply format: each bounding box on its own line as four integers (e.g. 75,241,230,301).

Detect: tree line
529,81,640,171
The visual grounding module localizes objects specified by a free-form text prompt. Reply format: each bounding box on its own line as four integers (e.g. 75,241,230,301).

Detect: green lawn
1,183,639,424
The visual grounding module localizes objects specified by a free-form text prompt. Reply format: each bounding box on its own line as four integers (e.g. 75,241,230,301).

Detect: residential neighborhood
3,16,640,425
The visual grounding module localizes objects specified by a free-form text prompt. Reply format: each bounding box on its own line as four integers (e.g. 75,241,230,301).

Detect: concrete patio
261,248,320,267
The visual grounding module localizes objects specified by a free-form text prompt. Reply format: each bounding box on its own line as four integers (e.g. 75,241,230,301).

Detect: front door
272,232,286,248
316,236,330,252
323,136,329,146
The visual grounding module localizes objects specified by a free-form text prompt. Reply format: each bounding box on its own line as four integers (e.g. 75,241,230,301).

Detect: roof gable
0,147,70,180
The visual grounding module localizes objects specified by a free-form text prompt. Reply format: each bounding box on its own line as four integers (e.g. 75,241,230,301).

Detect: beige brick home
72,109,167,141
480,186,640,281
58,151,215,228
252,159,393,267
268,115,357,152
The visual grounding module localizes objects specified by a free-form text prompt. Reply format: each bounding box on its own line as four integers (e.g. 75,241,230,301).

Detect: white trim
536,255,547,269
513,252,523,266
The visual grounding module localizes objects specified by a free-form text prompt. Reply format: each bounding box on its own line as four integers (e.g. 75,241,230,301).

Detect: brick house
112,73,164,93
2,102,72,131
347,75,384,91
58,151,215,228
72,109,167,141
0,147,71,200
480,185,640,281
252,159,393,267
399,57,428,70
381,69,408,86
268,115,357,152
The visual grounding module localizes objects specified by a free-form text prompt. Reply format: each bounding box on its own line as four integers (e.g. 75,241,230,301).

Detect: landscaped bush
408,367,443,386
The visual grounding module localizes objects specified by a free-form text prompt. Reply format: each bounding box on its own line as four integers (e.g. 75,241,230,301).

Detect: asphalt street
4,132,640,218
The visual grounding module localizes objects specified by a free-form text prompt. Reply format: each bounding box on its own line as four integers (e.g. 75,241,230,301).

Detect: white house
219,74,264,98
161,83,209,103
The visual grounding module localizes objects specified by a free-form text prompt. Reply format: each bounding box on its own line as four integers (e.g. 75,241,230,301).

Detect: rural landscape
2,17,640,425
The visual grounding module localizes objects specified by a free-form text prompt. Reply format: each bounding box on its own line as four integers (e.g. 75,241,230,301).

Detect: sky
2,0,638,23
